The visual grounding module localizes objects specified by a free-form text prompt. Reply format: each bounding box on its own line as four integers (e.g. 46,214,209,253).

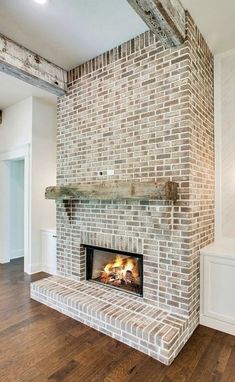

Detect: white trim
200,240,235,259
27,263,42,275
200,315,235,336
41,228,56,235
0,258,9,264
41,264,56,275
0,144,31,274
0,144,30,161
200,243,235,336
10,249,24,259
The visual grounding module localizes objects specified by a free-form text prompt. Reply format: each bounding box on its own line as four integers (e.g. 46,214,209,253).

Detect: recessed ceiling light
34,0,47,4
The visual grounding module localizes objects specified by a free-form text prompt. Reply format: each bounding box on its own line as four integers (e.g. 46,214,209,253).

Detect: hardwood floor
0,259,234,382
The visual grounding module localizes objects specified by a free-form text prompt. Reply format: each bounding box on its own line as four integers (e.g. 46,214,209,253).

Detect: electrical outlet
107,169,114,176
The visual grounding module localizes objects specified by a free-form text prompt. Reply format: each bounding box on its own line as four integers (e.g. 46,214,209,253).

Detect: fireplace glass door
85,246,143,296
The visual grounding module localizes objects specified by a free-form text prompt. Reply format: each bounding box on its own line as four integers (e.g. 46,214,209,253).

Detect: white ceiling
0,0,148,70
0,0,234,71
181,0,235,54
1,0,235,109
0,72,56,110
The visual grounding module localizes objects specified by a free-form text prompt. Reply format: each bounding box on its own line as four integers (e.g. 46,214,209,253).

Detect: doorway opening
0,145,30,273
8,159,25,263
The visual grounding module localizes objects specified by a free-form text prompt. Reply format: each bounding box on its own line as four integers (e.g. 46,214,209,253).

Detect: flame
102,255,138,283
125,257,135,273
113,255,123,268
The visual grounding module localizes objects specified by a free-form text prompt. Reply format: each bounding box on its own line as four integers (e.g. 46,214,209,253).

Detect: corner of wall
214,54,222,241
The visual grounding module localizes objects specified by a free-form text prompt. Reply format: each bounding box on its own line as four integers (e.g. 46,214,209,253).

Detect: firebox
85,245,143,296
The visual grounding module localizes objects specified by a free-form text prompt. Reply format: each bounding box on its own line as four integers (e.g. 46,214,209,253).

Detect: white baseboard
200,314,235,336
0,258,10,264
25,263,56,275
10,249,24,260
41,264,56,275
25,263,42,275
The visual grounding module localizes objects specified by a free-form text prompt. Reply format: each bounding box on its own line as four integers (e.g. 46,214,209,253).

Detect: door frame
0,144,31,273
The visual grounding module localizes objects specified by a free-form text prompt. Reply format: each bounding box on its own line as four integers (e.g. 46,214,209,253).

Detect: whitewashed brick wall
56,12,214,325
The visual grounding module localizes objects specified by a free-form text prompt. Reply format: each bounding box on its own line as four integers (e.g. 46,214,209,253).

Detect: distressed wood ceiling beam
127,0,186,47
0,33,67,96
45,181,178,202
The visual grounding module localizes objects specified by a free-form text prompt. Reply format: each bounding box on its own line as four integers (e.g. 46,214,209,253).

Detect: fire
104,255,123,273
100,255,139,287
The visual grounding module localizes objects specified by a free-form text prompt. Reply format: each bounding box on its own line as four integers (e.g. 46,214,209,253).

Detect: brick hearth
31,276,189,365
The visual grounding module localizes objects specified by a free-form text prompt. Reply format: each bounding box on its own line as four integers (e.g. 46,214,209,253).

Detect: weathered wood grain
45,181,178,202
127,0,185,47
0,33,67,96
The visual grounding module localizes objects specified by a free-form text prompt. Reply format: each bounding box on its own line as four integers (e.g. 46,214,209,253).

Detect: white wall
9,159,24,259
0,98,32,151
31,98,56,271
215,50,235,241
0,96,57,272
0,98,32,264
201,51,235,335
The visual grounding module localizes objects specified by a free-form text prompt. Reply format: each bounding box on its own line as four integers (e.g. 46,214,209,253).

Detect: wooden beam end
127,0,186,48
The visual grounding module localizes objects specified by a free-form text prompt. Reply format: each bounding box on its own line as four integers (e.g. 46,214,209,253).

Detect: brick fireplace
31,12,214,365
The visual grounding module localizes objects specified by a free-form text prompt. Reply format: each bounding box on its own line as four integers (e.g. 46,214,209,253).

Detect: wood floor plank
188,331,231,382
0,258,235,382
220,343,235,382
48,360,80,381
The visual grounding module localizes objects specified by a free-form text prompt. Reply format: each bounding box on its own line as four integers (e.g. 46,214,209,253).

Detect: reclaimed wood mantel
45,181,178,202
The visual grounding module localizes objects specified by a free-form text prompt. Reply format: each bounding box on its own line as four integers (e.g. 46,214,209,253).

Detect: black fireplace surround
85,245,143,296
